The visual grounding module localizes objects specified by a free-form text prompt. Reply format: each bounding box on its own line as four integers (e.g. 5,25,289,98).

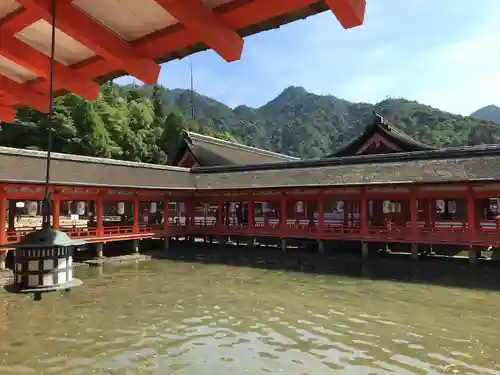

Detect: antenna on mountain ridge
190,62,196,122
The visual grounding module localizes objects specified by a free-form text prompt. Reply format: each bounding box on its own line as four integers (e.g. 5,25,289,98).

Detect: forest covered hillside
0,83,497,163
134,84,499,158
471,105,500,125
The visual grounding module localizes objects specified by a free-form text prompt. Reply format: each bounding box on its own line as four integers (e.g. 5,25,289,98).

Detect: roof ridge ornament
372,110,389,127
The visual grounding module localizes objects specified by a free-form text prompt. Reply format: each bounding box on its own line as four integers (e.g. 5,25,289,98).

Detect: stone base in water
83,250,169,267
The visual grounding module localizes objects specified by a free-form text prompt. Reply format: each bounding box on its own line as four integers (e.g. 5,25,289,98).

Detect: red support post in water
163,198,169,234
217,198,223,229
409,190,418,237
0,190,6,244
466,187,477,241
133,197,140,234
430,199,437,228
318,195,324,234
280,194,287,231
248,197,254,229
360,188,368,235
96,196,104,237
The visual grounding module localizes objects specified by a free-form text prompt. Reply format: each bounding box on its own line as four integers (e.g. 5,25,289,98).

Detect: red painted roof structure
0,0,365,122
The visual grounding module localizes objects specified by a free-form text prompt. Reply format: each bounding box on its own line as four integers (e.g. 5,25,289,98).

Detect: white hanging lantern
27,201,38,217
436,200,445,213
382,200,391,214
296,201,304,213
336,201,344,213
117,202,125,215
448,200,457,214
150,202,157,214
76,201,86,216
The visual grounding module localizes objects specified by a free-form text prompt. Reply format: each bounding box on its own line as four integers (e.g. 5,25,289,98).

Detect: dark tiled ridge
191,144,500,174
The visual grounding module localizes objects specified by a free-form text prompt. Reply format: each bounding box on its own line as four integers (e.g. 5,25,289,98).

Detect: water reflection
0,260,500,374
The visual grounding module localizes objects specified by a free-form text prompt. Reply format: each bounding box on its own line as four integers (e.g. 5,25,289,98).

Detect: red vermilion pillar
184,200,191,228
216,197,225,247
217,198,224,229
343,200,349,226
409,190,420,260
163,199,170,233
359,189,369,259
360,189,368,235
248,197,254,229
409,191,418,237
280,194,287,231
0,191,6,245
263,200,269,228
466,187,480,264
430,199,437,227
466,188,477,240
190,200,197,228
421,199,429,228
318,196,325,233
96,196,104,237
163,198,170,250
52,197,60,231
133,197,140,234
0,190,6,271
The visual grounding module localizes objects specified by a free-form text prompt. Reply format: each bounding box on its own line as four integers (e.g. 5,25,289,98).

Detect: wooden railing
3,218,500,247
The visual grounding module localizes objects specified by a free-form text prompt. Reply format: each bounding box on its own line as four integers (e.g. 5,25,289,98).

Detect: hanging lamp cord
42,0,57,227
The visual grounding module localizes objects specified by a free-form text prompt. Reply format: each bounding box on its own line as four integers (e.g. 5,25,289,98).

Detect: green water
1,260,500,374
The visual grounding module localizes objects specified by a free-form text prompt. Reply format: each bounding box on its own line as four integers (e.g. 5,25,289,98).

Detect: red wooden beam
0,105,16,122
325,0,366,29
30,0,365,93
0,75,48,112
0,0,366,111
0,32,99,100
70,0,322,79
0,7,41,34
16,0,161,84
155,0,244,62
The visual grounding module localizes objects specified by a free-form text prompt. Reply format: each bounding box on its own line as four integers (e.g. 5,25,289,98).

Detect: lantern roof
0,0,365,121
0,225,87,248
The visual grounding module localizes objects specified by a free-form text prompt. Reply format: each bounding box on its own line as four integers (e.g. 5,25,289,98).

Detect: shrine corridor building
1,114,499,267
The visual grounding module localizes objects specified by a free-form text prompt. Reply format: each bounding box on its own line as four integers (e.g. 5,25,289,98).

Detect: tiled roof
329,112,435,157
0,147,192,190
192,144,500,190
2,144,500,191
172,131,300,166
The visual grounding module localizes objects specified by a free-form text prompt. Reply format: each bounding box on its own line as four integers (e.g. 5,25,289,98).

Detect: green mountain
155,85,499,158
2,83,497,164
471,105,500,125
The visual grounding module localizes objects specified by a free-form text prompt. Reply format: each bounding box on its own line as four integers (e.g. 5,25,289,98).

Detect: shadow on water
151,243,500,293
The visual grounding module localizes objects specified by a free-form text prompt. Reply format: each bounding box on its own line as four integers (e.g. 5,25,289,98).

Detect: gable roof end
328,111,435,157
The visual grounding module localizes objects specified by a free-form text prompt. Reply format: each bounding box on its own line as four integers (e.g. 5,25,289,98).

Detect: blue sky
116,0,499,115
